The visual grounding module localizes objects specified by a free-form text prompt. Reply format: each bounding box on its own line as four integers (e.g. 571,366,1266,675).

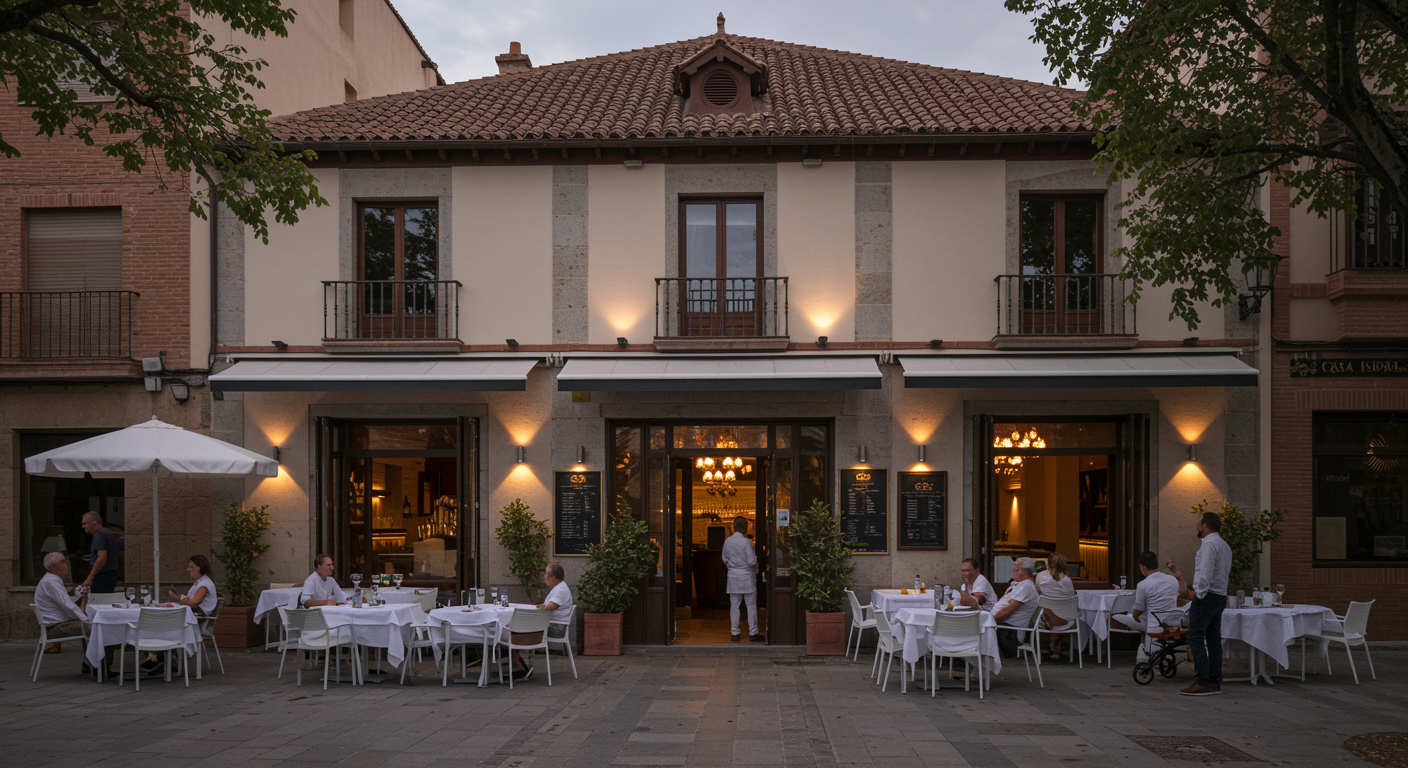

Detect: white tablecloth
1220,604,1338,669
1076,589,1135,650
872,589,939,614
317,604,415,667
427,605,514,660
891,608,1002,676
85,605,199,668
254,588,303,622
365,587,436,605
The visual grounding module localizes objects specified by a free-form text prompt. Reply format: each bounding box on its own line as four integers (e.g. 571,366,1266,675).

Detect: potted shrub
785,499,856,655
494,498,551,603
577,505,656,655
213,502,271,648
1191,499,1287,591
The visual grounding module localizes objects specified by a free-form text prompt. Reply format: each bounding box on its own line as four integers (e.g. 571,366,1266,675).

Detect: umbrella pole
152,467,160,600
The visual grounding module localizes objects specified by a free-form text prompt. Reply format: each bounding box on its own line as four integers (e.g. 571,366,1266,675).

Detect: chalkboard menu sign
898,471,947,550
839,468,888,554
554,471,601,556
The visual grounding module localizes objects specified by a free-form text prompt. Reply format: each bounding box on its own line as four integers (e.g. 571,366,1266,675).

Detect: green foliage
577,504,657,614
783,500,856,613
1,0,326,243
1005,0,1408,329
214,502,270,607
1191,499,1287,589
494,498,551,603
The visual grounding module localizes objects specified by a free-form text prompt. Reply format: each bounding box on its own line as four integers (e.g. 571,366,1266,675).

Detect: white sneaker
1136,646,1149,663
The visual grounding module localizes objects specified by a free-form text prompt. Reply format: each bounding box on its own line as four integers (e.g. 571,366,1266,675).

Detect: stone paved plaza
2,641,1405,768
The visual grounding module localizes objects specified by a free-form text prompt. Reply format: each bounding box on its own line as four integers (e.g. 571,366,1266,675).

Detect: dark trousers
90,570,119,595
1188,593,1226,686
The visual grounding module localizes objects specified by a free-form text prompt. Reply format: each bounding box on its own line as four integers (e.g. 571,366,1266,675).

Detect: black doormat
1128,736,1264,764
1345,733,1408,768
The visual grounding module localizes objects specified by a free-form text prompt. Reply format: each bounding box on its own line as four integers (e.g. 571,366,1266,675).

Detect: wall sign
898,471,947,550
1290,358,1408,377
553,470,601,556
839,468,888,554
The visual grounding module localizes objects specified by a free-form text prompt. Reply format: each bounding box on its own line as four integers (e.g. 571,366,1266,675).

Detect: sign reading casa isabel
1290,358,1408,377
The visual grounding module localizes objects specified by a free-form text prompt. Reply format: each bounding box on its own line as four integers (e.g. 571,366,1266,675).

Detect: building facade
202,22,1266,645
0,0,441,639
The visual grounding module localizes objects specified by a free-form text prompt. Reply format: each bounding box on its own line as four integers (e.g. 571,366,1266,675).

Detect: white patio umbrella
25,416,278,597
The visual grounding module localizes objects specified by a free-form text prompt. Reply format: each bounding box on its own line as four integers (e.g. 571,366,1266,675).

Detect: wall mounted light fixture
1188,443,1199,462
169,380,190,404
858,445,869,464
516,446,526,464
816,335,828,349
802,158,823,167
917,444,927,463
271,445,281,463
623,159,644,168
617,336,629,349
576,445,586,464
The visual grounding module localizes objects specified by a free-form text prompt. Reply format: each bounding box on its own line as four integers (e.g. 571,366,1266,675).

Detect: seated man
510,562,574,681
991,557,1040,657
957,557,995,610
1113,550,1185,659
35,552,94,668
299,554,345,607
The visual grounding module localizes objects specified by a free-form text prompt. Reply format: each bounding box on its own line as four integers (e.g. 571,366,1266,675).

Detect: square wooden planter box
213,605,263,648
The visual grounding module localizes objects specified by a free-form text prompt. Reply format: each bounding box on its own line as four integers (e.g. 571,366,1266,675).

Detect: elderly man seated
35,552,94,669
991,557,1040,658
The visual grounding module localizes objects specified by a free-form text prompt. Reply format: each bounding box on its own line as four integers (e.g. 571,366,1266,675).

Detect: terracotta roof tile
268,34,1089,144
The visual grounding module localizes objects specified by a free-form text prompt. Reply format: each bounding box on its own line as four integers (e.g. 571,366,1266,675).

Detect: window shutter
26,208,122,291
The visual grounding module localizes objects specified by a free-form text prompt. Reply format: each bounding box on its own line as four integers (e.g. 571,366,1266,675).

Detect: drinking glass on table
490,587,499,605
1275,584,1285,605
125,586,136,604
351,573,362,590
139,584,150,605
393,573,403,588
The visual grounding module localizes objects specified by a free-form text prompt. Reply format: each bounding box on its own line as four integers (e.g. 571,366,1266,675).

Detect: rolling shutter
26,208,122,291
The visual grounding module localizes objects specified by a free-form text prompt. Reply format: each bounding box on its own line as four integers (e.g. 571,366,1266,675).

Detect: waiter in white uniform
722,516,764,642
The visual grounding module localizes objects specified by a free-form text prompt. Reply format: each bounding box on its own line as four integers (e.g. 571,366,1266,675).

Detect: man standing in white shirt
35,552,88,656
722,517,763,642
300,554,345,607
1183,512,1232,696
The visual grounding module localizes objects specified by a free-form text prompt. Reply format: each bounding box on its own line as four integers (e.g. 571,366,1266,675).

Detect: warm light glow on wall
806,311,837,332
607,310,642,333
1167,415,1214,444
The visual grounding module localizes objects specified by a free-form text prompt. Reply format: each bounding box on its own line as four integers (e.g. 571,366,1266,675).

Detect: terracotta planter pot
213,605,262,648
805,610,846,656
583,611,623,656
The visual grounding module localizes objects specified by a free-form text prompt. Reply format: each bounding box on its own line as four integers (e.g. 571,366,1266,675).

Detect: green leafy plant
214,502,271,607
1191,499,1287,590
494,498,551,603
783,499,856,613
577,505,657,614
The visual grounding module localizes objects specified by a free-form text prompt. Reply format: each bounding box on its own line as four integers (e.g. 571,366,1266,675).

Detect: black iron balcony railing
0,291,137,358
323,280,462,341
655,277,788,338
995,274,1135,336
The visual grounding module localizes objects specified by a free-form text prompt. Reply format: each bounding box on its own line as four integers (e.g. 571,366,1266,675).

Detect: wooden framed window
357,203,439,338
1018,194,1104,333
678,199,762,336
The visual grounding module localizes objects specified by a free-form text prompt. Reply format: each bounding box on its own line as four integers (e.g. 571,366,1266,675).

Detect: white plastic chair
87,592,125,605
196,598,224,674
29,604,88,682
417,590,439,613
400,603,440,683
845,589,878,662
283,608,361,689
275,605,304,678
1013,608,1045,688
928,611,984,699
497,607,552,688
545,605,578,679
1102,593,1140,667
1305,600,1376,684
1036,595,1083,668
264,583,296,649
440,613,501,687
871,610,903,692
117,607,190,691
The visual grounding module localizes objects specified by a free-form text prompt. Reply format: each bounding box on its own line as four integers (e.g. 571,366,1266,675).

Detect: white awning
557,356,883,391
210,358,537,392
899,352,1257,388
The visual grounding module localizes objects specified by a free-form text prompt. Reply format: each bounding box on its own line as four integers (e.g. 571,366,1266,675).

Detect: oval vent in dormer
703,70,739,106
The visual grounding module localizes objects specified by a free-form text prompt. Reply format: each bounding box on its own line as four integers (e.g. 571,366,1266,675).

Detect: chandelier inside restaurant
696,456,752,496
993,427,1045,475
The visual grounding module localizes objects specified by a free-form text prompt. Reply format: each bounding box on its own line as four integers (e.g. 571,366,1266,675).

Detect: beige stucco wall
198,0,435,119
452,166,553,346
243,168,339,347
892,161,1005,342
587,164,666,345
1289,199,1334,282
778,162,856,342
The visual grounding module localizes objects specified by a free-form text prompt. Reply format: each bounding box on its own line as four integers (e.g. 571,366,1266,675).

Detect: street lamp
1238,259,1276,321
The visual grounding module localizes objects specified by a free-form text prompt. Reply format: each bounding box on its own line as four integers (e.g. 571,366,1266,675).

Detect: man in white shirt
992,557,1039,657
958,558,995,610
300,554,345,607
1114,551,1186,662
722,517,762,642
1182,512,1233,696
512,562,574,681
35,552,88,655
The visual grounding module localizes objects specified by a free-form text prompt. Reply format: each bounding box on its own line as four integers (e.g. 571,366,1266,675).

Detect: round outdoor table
85,604,201,679
1219,603,1338,685
427,605,515,686
888,607,1001,693
316,603,416,682
871,589,939,614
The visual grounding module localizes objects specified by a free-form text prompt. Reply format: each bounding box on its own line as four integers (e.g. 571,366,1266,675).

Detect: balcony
994,274,1136,348
323,280,462,352
654,277,789,351
0,291,137,358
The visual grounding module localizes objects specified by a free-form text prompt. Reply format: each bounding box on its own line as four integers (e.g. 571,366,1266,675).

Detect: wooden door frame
677,197,764,336
1018,193,1105,333
355,201,440,336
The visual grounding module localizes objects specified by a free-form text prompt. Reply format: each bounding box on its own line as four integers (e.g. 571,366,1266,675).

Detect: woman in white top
1035,553,1075,660
168,554,218,616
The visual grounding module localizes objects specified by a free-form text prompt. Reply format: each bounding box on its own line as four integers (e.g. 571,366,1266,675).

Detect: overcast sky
391,0,1064,88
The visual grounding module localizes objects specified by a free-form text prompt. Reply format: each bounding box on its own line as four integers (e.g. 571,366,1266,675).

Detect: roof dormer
675,14,768,116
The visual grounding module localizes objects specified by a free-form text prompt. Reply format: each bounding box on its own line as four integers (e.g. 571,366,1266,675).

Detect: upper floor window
27,208,121,291
1350,179,1406,269
1011,194,1110,334
357,203,439,336
682,199,760,280
1020,195,1102,276
1313,411,1408,564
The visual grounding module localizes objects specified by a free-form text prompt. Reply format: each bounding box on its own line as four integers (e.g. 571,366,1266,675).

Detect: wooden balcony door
1019,195,1103,334
680,199,761,336
359,203,439,339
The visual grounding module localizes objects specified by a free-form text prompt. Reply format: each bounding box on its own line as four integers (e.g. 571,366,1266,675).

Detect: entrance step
623,644,808,656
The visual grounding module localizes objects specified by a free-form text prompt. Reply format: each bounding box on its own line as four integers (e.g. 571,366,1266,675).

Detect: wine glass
1275,583,1286,605
490,587,499,606
393,573,403,589
139,584,150,605
125,586,136,605
351,573,362,590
